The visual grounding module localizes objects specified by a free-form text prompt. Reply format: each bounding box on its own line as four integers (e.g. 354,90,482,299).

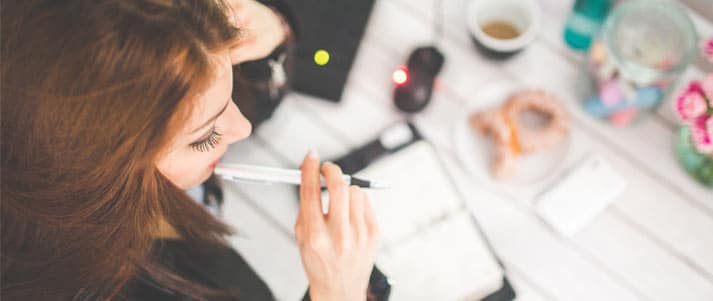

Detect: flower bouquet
673,39,713,188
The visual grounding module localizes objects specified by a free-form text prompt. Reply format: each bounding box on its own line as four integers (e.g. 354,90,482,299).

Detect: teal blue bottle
563,0,613,51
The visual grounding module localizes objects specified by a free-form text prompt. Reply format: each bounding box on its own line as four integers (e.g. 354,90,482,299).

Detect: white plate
453,81,571,186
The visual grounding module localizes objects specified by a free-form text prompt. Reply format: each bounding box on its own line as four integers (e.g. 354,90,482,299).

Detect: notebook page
357,141,504,300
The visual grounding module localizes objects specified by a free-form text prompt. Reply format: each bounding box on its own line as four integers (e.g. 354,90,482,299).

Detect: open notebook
355,141,506,300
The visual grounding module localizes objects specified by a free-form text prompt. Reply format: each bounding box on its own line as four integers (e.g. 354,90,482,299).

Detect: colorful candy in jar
580,0,697,126
584,41,666,126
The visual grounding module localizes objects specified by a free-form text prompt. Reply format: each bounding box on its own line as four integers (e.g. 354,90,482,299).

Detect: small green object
563,0,613,50
675,126,713,188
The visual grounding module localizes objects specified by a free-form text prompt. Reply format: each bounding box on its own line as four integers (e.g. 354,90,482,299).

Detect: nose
222,100,252,145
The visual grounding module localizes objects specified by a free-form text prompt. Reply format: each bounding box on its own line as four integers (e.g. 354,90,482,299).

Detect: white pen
214,163,388,189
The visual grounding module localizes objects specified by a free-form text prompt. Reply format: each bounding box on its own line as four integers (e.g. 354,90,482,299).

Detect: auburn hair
2,0,243,299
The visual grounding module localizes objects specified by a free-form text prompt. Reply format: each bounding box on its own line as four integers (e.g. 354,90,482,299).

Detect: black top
124,239,274,301
123,239,391,301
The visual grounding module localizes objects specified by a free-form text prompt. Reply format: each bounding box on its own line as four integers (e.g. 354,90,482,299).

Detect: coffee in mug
467,0,540,58
481,21,521,40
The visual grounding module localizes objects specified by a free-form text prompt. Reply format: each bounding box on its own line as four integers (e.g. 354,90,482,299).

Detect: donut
502,90,569,153
469,109,519,179
469,109,511,143
468,89,569,179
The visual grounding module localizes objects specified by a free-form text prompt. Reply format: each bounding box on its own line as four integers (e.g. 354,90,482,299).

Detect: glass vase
675,126,713,188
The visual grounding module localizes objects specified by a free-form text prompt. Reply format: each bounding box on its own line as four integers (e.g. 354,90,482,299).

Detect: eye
190,127,222,152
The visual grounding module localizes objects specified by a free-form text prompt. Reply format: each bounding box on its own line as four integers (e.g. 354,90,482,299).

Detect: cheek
156,150,214,189
156,103,251,189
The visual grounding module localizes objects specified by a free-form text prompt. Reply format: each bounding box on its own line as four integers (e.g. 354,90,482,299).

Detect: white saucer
452,81,571,186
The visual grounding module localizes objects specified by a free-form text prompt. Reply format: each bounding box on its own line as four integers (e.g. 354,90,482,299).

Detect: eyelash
190,127,222,152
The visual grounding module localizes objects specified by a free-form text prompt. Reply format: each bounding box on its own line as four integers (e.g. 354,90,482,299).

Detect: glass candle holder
582,0,697,126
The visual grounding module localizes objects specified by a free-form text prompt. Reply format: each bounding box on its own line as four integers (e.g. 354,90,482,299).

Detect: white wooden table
218,0,713,300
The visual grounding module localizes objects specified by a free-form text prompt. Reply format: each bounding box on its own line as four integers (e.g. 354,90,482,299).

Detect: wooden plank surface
218,0,713,300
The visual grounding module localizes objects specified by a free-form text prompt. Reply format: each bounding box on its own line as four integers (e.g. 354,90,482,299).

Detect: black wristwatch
301,266,392,301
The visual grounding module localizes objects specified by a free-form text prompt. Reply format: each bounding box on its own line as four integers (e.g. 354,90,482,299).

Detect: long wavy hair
1,0,243,299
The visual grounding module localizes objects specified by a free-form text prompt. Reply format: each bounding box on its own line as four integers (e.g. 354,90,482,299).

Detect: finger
349,186,367,240
226,0,247,11
229,37,260,65
299,150,324,225
225,0,246,25
230,40,275,65
229,47,245,65
363,191,379,242
322,162,349,227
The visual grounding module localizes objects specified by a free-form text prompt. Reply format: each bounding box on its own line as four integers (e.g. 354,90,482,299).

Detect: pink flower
708,117,713,145
676,90,708,120
690,115,713,154
703,38,713,63
702,74,713,105
685,81,704,94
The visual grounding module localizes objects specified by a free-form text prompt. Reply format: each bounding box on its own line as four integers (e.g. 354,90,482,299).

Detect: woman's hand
295,150,380,301
226,0,288,64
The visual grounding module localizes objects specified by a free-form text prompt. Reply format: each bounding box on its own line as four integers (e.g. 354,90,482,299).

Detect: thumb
229,37,259,65
229,47,246,65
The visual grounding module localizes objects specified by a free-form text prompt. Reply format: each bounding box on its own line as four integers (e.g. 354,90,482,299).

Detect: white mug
467,0,541,56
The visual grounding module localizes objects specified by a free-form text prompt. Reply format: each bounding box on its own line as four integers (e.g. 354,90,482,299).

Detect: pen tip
368,180,389,189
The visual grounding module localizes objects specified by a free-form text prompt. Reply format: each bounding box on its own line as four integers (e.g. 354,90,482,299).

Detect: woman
0,0,380,300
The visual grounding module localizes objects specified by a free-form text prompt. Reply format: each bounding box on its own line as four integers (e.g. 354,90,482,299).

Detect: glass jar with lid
582,0,697,126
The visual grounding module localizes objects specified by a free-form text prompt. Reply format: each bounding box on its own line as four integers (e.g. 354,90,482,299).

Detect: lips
209,160,219,169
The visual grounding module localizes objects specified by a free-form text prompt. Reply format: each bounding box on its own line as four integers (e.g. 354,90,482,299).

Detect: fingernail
307,149,318,158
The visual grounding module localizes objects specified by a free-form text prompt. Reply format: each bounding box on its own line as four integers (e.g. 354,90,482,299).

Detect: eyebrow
191,99,231,134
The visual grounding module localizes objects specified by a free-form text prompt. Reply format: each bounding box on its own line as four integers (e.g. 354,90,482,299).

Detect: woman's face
156,54,252,189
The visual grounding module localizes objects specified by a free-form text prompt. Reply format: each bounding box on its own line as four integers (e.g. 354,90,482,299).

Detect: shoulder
123,240,274,301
